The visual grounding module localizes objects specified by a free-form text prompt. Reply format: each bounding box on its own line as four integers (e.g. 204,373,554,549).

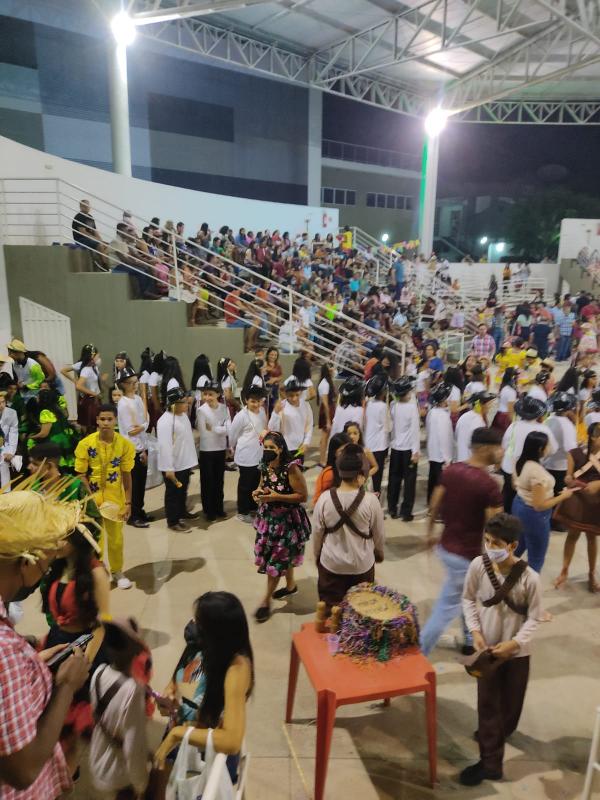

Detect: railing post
55,179,62,244
172,233,181,301
287,288,294,354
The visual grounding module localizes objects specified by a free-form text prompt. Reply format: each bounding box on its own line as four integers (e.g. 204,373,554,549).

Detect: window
405,196,413,210
322,187,356,206
395,196,405,210
376,193,386,208
386,194,396,209
366,193,376,207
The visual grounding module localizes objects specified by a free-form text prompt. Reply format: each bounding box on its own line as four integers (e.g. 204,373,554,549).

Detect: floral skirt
254,503,312,577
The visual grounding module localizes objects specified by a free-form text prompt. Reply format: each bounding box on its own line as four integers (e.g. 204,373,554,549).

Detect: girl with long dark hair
76,344,103,433
217,356,239,418
252,431,311,622
154,591,254,770
512,431,576,573
112,351,133,384
264,347,282,417
160,356,186,409
241,358,267,404
41,525,109,771
283,353,315,401
554,422,600,592
191,353,213,398
317,363,337,465
313,432,350,504
492,367,518,434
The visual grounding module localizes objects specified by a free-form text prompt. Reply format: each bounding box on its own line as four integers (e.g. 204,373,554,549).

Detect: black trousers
502,470,515,513
371,450,387,494
131,452,148,521
478,656,530,774
237,465,260,514
199,450,225,517
427,461,444,503
163,468,190,526
388,449,417,516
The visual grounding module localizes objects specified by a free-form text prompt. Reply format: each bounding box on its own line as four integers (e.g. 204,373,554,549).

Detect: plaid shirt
470,333,496,359
554,309,575,335
0,599,71,800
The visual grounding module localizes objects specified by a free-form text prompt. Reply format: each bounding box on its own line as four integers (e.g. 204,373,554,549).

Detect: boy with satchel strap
459,513,544,787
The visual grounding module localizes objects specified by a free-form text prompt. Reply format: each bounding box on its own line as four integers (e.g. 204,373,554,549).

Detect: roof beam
455,99,600,123
310,0,549,84
532,0,600,48
132,0,271,25
442,16,600,113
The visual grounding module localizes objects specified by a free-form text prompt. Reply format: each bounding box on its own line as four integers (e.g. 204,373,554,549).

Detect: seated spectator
72,199,104,255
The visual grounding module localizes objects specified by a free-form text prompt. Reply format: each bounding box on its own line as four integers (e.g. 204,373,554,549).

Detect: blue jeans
556,334,572,361
512,494,551,573
420,546,471,656
491,327,504,353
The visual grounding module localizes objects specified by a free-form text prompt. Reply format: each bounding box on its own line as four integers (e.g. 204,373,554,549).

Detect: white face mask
485,545,509,564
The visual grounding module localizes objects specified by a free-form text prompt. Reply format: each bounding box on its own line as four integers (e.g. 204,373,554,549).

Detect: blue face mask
485,545,509,564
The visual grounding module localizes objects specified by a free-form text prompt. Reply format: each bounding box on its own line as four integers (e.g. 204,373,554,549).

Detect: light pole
108,11,136,177
418,108,448,259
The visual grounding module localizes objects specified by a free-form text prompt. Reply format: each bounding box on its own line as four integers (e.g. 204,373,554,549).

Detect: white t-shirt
501,420,558,474
229,407,267,467
167,377,180,392
117,395,148,452
464,380,485,398
585,411,600,428
448,385,461,405
455,410,485,462
527,385,547,402
197,403,229,452
364,399,389,453
148,371,162,387
544,414,578,472
317,378,330,402
79,365,100,395
498,385,517,413
139,371,150,386
156,411,198,472
330,405,363,437
415,370,430,393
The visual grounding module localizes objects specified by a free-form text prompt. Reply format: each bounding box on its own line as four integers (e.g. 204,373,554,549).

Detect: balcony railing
322,139,421,172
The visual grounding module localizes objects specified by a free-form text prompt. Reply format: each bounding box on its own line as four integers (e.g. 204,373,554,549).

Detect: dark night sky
323,94,600,198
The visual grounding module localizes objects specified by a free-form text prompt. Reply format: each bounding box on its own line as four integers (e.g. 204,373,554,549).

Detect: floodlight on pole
480,236,488,245
111,11,137,47
424,107,448,138
497,241,505,253
381,233,390,243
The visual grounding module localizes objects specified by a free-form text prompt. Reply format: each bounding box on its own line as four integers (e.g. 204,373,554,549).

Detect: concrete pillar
307,88,322,207
418,132,440,258
108,40,133,177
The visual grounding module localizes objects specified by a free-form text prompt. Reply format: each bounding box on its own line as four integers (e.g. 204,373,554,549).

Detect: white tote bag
145,433,162,489
166,728,234,800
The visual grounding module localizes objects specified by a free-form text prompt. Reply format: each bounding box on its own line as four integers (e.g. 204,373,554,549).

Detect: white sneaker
113,572,133,590
236,513,254,524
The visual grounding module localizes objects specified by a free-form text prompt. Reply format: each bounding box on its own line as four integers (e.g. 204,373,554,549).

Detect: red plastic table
285,622,436,800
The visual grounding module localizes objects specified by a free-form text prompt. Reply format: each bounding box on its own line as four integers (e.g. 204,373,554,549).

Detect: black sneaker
401,513,414,522
128,518,150,528
216,511,228,519
389,511,399,519
272,586,298,600
182,511,200,520
459,762,502,786
141,513,155,522
254,606,271,623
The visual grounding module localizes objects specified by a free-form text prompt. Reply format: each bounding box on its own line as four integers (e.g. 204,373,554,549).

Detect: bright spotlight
496,241,505,253
381,233,390,243
111,11,137,46
480,236,488,245
424,107,448,138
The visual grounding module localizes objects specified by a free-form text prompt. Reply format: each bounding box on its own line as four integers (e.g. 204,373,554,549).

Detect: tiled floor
19,461,600,799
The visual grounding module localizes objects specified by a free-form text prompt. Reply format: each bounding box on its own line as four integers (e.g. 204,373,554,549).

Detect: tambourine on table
285,622,437,800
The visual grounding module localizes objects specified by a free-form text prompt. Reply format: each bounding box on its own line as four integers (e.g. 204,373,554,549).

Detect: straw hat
6,338,26,353
0,474,101,562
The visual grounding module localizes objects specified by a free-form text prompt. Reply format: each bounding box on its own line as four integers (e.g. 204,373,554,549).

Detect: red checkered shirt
0,599,71,800
470,334,496,359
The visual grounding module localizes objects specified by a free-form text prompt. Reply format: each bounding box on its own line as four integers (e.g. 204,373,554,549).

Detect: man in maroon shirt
420,427,503,655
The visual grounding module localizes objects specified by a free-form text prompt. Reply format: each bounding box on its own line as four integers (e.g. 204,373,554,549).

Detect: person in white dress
117,368,151,527
455,392,496,462
363,374,390,496
425,382,454,503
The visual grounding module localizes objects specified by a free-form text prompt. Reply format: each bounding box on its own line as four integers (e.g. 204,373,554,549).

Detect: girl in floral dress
252,431,311,623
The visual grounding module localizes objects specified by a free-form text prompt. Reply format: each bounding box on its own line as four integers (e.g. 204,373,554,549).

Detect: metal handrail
0,177,407,371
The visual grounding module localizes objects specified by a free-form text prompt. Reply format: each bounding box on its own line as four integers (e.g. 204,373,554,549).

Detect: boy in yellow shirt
75,404,135,589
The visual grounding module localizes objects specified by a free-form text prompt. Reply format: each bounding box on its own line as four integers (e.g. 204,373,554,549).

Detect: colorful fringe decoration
337,582,420,663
